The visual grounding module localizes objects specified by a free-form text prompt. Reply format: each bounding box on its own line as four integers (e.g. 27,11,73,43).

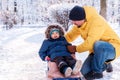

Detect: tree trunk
100,0,107,20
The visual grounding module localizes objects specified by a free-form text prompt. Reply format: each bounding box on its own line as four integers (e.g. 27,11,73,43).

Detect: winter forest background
0,0,120,80
0,0,120,30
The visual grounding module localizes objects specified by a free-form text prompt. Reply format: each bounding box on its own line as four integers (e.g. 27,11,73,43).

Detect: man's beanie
69,6,86,20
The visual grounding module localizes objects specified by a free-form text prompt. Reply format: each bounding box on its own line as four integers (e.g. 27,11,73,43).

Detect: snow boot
72,60,82,74
106,63,113,72
84,71,103,80
64,67,72,77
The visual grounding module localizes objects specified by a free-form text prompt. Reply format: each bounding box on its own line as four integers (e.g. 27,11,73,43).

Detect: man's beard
77,25,81,28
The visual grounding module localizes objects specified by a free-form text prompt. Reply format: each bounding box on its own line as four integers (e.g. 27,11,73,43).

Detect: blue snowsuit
39,37,76,74
39,37,71,61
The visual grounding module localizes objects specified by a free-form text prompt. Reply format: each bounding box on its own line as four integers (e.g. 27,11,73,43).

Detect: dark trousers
53,56,76,74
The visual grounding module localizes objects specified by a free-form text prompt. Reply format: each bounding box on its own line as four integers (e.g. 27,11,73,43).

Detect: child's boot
64,67,72,77
72,60,82,74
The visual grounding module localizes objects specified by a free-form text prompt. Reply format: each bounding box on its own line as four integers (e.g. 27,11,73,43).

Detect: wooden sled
46,54,83,80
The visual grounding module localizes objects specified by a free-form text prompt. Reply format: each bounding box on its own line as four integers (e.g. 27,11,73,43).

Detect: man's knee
94,41,104,50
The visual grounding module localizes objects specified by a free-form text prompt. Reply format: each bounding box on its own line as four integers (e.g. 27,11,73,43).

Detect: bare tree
0,11,18,30
100,0,107,20
48,4,74,31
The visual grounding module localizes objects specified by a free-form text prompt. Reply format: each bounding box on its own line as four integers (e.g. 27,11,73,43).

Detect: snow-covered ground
0,27,47,80
0,23,120,80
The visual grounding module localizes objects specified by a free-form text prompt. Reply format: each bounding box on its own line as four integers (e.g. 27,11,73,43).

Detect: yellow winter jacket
65,6,120,58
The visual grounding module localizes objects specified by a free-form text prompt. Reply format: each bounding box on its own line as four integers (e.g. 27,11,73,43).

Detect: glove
45,56,51,61
67,45,76,53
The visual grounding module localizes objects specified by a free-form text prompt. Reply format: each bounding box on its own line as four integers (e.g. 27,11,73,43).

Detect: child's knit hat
49,28,60,36
45,23,64,39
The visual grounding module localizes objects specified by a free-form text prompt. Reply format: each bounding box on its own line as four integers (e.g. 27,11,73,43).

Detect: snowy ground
0,27,47,80
0,24,120,80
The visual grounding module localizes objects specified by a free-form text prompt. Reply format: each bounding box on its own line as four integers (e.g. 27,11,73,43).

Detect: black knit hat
69,6,86,20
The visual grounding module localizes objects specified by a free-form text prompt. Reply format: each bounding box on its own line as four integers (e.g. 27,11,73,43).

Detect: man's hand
67,45,76,53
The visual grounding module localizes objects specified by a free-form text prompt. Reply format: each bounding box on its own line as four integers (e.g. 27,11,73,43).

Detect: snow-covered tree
0,11,13,29
48,3,78,31
0,0,120,27
100,0,107,20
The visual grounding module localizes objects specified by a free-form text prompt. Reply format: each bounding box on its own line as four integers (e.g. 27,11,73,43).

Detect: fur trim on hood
45,23,64,39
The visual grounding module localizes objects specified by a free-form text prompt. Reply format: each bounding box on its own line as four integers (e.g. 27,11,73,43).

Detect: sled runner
53,78,81,80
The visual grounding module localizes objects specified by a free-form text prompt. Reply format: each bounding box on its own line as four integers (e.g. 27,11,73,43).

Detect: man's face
71,20,85,27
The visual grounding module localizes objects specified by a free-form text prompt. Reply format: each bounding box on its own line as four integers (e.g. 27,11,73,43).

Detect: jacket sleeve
65,25,81,42
38,40,48,61
76,18,106,53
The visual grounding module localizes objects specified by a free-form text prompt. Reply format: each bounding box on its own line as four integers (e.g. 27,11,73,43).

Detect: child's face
51,31,60,39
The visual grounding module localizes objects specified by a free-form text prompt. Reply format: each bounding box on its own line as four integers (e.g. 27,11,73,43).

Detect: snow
0,0,119,26
0,23,120,80
0,0,120,80
0,27,47,80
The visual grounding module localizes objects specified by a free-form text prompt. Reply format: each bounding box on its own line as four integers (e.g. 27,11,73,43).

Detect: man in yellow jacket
65,5,120,80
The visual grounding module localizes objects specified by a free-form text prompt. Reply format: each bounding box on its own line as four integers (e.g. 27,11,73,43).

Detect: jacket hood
83,6,99,21
45,24,64,39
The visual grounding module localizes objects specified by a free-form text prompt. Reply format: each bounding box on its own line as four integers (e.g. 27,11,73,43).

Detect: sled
53,78,81,80
46,54,84,80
